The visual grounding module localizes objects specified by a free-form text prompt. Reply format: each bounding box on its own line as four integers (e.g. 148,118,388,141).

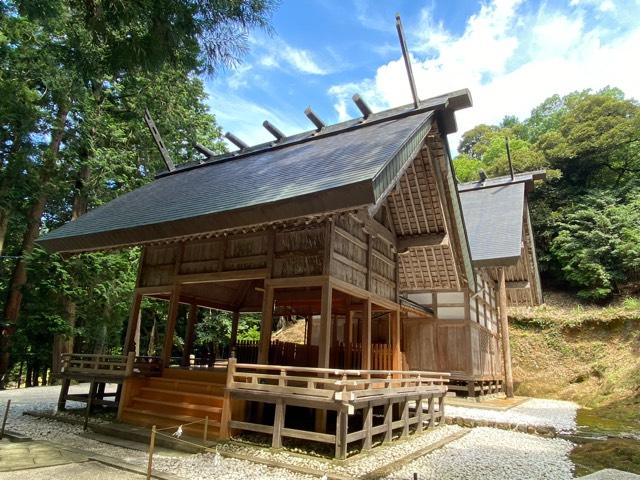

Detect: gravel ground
387,427,575,480
0,385,579,479
445,398,578,433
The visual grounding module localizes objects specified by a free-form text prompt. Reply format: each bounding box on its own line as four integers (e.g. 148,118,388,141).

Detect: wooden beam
498,268,514,398
258,285,275,364
397,233,448,251
506,281,530,289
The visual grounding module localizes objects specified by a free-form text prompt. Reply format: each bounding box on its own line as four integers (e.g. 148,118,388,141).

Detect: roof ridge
155,89,472,180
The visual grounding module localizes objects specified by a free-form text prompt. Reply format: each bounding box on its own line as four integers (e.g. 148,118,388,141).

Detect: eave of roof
458,170,546,193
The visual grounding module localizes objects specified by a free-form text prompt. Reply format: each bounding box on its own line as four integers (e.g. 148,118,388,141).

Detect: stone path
0,440,88,472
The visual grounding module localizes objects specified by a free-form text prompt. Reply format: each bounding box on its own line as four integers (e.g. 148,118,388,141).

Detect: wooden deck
225,359,449,459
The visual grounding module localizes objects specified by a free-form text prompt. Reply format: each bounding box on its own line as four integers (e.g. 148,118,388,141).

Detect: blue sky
205,0,640,152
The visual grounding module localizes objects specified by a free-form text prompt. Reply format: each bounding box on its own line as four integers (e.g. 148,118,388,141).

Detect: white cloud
206,90,307,149
281,45,327,75
327,0,640,152
253,35,328,75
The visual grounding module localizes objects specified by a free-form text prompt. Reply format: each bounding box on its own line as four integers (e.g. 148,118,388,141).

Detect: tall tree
0,0,273,385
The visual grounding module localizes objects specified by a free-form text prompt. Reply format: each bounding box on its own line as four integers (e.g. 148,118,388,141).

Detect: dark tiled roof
459,183,525,265
38,108,438,253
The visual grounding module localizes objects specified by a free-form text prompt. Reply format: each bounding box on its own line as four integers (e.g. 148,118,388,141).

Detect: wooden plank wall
402,287,502,379
138,216,396,300
331,214,397,300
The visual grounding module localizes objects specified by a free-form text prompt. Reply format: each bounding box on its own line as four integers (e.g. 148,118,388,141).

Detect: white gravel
0,386,579,479
445,398,578,433
387,427,575,480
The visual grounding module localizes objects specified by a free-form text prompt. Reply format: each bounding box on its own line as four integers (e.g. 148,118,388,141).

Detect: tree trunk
52,163,91,378
25,363,33,388
0,105,68,387
0,208,9,255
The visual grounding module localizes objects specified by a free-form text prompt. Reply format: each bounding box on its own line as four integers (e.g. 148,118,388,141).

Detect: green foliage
0,0,274,379
549,192,640,300
455,87,640,300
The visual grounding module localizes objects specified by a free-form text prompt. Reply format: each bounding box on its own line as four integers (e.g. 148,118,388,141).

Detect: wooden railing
60,353,162,379
227,360,449,402
224,358,450,458
234,340,396,370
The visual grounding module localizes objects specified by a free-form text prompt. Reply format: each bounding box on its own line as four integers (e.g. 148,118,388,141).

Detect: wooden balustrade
225,358,449,459
59,353,161,380
233,340,396,370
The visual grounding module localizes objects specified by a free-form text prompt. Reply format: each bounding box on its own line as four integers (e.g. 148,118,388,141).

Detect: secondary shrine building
39,88,544,457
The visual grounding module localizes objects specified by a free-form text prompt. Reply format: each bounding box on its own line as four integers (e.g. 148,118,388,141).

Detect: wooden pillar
361,299,372,370
317,283,333,368
133,308,142,356
304,315,313,346
123,293,143,354
498,267,514,398
345,311,354,369
230,310,240,355
258,284,274,365
391,309,401,371
315,283,333,433
161,286,181,367
181,304,198,367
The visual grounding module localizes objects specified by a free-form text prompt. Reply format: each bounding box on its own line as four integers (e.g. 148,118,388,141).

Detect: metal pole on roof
505,137,515,180
395,14,420,109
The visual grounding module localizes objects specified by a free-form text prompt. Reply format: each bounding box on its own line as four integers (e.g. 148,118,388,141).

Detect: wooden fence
233,340,395,370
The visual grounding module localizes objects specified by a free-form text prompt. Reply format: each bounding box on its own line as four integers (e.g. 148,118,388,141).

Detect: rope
154,430,219,451
155,417,207,431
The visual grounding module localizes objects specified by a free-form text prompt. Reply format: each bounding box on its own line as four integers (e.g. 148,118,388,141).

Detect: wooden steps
119,374,227,441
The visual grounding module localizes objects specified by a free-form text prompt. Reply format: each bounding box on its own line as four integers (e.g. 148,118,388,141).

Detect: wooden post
203,415,209,442
401,400,409,438
305,315,313,346
315,282,333,433
182,304,198,367
123,293,143,354
363,403,373,450
84,380,97,431
125,351,135,376
383,400,393,443
361,299,372,370
428,396,435,429
345,311,354,369
219,357,235,439
416,395,423,433
230,310,240,355
57,378,70,411
498,267,514,398
317,283,333,368
335,409,348,460
258,285,274,365
161,286,181,367
0,400,10,440
391,309,401,371
272,399,284,449
147,425,156,480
